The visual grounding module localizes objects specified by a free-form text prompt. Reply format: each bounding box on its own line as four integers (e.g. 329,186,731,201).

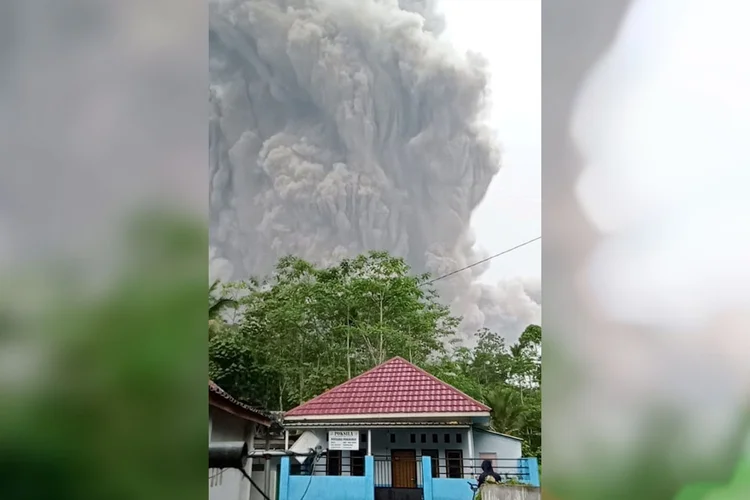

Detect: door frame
390,449,418,488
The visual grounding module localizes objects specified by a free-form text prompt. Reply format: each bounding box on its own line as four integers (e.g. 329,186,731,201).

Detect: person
477,460,503,488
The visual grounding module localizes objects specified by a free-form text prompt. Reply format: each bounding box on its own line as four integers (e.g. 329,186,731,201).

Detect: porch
282,424,526,482
278,454,540,500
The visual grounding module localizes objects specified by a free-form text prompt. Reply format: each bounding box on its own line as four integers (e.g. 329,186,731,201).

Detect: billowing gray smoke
209,0,540,342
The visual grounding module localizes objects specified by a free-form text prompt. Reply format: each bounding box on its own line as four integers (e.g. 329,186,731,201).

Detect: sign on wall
328,430,359,451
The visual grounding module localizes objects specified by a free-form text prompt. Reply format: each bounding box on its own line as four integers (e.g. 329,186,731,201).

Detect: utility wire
424,236,541,285
239,467,272,500
298,451,323,500
208,468,226,481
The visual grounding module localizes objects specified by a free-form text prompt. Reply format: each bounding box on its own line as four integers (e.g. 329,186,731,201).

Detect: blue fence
278,455,539,500
422,456,539,500
279,456,375,500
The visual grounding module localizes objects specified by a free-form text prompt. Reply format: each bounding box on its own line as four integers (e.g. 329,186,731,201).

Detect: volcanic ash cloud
209,0,539,342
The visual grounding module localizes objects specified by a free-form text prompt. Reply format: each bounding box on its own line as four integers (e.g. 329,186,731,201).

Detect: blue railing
423,456,539,500
279,456,375,500
278,455,539,500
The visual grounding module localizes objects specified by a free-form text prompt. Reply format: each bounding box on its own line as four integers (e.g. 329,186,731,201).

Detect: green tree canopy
208,252,542,464
209,251,457,410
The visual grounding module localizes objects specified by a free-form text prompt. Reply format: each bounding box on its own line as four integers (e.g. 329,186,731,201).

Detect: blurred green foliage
543,333,750,499
0,210,207,500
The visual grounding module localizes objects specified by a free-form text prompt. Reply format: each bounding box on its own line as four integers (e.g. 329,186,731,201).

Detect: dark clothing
477,460,502,487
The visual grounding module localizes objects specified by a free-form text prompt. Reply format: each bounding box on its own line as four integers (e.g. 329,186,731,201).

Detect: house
277,357,540,500
209,380,275,500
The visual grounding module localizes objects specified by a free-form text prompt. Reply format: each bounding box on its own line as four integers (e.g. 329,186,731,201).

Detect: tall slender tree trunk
347,331,352,379
378,295,384,363
346,307,352,379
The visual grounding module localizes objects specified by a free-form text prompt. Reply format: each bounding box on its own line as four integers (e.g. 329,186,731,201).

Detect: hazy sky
439,0,541,284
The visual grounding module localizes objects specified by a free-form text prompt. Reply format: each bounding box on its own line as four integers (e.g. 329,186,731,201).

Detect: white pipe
468,427,475,461
284,430,289,450
367,429,372,455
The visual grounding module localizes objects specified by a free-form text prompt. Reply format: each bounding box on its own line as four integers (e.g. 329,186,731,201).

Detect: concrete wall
210,408,269,500
300,427,522,482
472,429,523,478
277,453,539,500
210,408,250,500
248,457,279,500
422,456,539,499
429,480,540,500
279,456,375,500
473,430,522,459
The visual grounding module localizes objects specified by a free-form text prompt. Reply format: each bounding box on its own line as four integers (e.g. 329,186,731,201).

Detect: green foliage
0,210,207,500
210,252,456,410
208,251,541,467
208,279,238,339
426,325,542,463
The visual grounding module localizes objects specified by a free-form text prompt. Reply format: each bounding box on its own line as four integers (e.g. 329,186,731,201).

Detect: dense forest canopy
209,251,541,462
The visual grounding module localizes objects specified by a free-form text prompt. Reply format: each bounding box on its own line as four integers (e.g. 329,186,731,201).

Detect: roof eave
284,411,491,421
209,392,273,426
472,425,524,442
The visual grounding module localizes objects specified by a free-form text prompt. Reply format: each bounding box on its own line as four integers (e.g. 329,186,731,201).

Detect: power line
425,236,541,285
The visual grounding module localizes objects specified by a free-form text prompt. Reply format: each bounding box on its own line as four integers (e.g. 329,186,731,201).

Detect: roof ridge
285,357,400,415
285,356,490,417
396,358,491,412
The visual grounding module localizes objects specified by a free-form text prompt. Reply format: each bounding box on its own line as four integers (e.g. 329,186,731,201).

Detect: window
326,450,342,476
456,433,463,444
410,434,416,443
421,449,439,478
420,434,426,443
432,434,438,443
360,433,367,449
350,450,365,477
252,463,265,472
390,433,396,444
446,450,464,479
444,433,450,443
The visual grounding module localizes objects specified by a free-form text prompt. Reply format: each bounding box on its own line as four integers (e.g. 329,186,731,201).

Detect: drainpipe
468,426,475,467
284,430,289,450
264,428,271,495
245,424,256,500
367,429,372,456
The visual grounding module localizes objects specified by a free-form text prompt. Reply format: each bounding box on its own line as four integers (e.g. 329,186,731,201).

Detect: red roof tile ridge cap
286,356,490,416
285,357,403,416
396,358,491,412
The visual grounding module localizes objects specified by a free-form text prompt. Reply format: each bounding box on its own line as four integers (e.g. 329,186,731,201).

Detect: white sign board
328,430,359,451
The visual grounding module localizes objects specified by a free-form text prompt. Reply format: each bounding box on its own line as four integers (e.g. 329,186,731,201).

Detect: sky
438,0,541,284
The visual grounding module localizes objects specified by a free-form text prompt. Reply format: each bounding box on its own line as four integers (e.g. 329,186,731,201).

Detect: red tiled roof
209,380,272,425
285,357,490,418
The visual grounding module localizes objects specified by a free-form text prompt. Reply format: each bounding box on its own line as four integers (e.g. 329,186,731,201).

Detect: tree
208,280,238,339
425,323,542,462
208,279,238,320
209,252,457,411
207,252,542,464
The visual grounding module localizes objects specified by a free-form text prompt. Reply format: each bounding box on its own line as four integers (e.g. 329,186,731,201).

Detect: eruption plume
209,0,540,342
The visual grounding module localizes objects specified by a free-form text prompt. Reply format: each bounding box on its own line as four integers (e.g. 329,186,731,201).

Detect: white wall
472,429,523,477
248,456,278,500
473,430,522,458
209,407,260,500
302,428,472,479
296,427,523,482
370,428,472,462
